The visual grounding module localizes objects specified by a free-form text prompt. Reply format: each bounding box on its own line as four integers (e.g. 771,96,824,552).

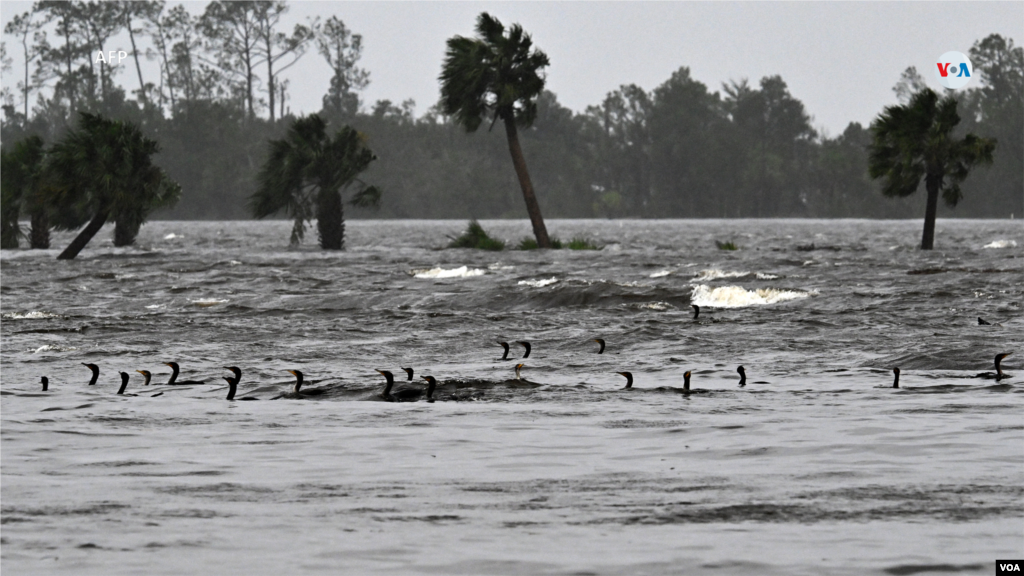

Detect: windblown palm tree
440,12,552,248
45,113,181,260
250,114,380,249
869,89,995,249
1,136,49,249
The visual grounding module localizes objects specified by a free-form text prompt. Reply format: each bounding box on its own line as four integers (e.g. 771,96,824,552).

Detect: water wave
2,311,62,320
983,240,1017,249
412,266,486,279
690,284,813,307
693,269,750,281
649,270,672,278
518,277,558,288
190,298,229,307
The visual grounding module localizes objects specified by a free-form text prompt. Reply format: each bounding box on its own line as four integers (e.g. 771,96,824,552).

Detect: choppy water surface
2,219,1022,575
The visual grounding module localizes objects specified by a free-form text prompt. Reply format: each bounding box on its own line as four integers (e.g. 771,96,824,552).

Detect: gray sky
2,1,1022,136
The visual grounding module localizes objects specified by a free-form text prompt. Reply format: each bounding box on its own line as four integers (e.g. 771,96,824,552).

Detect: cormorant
136,370,152,386
401,367,415,381
515,363,525,381
516,341,531,358
498,342,511,361
41,376,49,391
289,369,326,396
892,367,900,389
616,371,633,389
737,366,746,386
116,372,137,395
163,362,206,385
976,352,1013,380
421,375,437,403
223,368,258,400
376,369,423,402
593,339,606,354
83,363,99,386
683,370,692,392
978,317,991,325
691,304,700,319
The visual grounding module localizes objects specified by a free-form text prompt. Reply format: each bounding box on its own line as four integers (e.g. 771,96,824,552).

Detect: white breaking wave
690,284,813,308
638,301,673,311
32,344,78,354
488,263,514,271
413,266,486,279
693,269,750,281
756,273,781,280
518,277,558,288
983,240,1017,249
163,233,182,240
190,298,228,307
2,311,61,320
649,270,673,278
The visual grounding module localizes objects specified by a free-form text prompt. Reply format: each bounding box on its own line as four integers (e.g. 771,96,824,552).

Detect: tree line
2,1,1021,231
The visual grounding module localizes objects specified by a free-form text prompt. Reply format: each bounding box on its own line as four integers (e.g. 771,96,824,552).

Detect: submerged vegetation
447,220,506,251
517,236,599,250
715,240,740,251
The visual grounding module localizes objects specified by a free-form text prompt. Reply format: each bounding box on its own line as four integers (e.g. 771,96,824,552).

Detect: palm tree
45,113,181,260
1,136,50,249
250,114,380,249
868,89,996,249
440,12,552,248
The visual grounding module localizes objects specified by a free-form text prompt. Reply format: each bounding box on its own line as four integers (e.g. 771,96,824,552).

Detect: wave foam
649,270,673,278
518,277,558,288
694,269,750,281
32,344,78,354
2,311,62,320
413,266,486,279
637,301,673,311
983,240,1017,249
691,284,812,308
190,298,228,307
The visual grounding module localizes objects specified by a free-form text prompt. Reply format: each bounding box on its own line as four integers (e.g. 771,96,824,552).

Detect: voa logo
935,51,973,89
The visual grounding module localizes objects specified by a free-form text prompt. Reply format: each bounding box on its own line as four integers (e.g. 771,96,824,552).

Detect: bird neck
117,377,129,395
167,366,179,385
227,378,238,400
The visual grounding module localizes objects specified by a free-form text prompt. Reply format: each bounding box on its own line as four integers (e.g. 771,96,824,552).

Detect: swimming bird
116,372,138,396
163,362,206,385
223,368,258,401
978,317,991,325
41,376,49,391
682,370,693,392
892,367,900,389
516,341,531,358
421,375,437,403
975,352,1013,380
691,304,700,319
289,369,327,396
593,339,606,354
498,342,511,361
136,370,152,386
515,363,525,381
376,369,423,402
83,363,99,386
737,366,746,386
401,367,415,381
616,371,633,389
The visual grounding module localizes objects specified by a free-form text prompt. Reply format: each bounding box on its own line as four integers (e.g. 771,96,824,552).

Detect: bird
498,342,511,361
691,304,700,319
288,369,327,396
40,376,49,391
163,362,206,385
116,372,137,396
892,367,900,389
136,370,152,386
401,367,415,381
616,371,633,389
516,341,531,358
593,339,606,354
223,367,258,401
975,352,1013,380
421,376,437,403
376,369,423,402
682,370,693,392
737,366,746,386
83,363,99,386
978,317,991,325
515,363,525,381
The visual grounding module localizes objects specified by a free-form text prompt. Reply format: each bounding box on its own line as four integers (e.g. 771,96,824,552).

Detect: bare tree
253,1,312,122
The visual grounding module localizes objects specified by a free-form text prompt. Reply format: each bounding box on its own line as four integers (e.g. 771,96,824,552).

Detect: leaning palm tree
440,12,553,248
250,114,380,249
1,136,49,249
45,113,181,260
868,89,996,249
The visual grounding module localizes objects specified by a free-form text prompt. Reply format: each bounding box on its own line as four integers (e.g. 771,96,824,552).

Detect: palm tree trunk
921,174,940,250
30,211,50,249
316,189,344,250
503,116,551,248
57,211,108,260
113,219,139,247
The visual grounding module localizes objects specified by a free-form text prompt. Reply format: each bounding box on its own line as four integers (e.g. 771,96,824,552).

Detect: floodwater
2,219,1022,575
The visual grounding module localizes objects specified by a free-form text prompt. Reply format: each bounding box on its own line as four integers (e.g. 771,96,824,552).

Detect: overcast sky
2,1,1022,136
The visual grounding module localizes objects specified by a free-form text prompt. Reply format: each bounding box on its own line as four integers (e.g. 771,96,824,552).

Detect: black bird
376,369,423,402
516,341,531,358
421,375,437,403
401,367,415,381
737,366,746,386
892,367,900,389
116,371,138,396
83,363,99,386
978,317,991,325
41,376,49,391
136,370,152,386
616,371,633,389
163,362,206,385
498,342,511,361
976,352,1013,380
593,339,606,354
223,367,258,401
289,369,326,396
691,304,700,319
683,370,693,392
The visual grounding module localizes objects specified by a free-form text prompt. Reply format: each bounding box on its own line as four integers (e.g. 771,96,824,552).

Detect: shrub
448,220,505,250
715,240,739,250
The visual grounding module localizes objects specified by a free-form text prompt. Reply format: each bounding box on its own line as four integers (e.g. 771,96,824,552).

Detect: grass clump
517,236,600,250
566,237,599,250
715,240,739,251
447,220,505,251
